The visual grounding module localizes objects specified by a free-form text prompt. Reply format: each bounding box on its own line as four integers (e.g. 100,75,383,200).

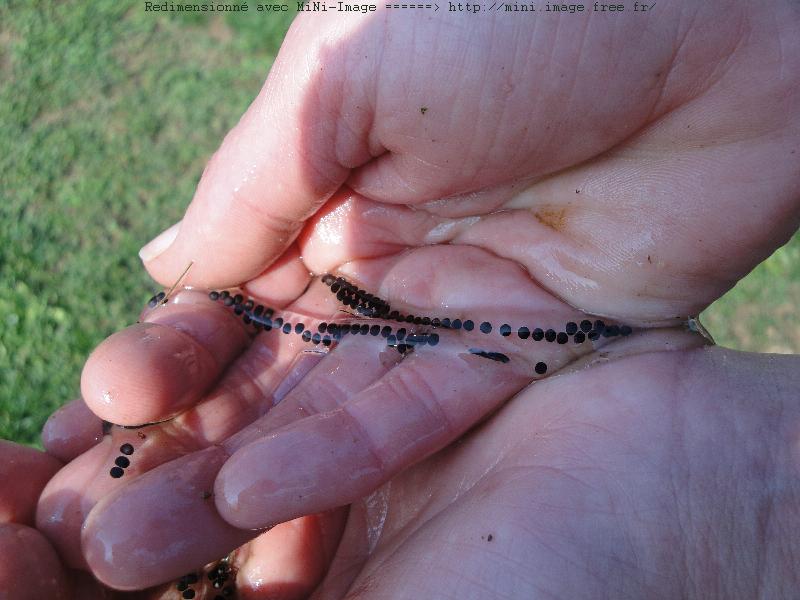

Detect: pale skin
2,2,800,598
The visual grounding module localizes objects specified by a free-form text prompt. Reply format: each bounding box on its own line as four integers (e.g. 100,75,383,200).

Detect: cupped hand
30,2,800,597
311,346,800,599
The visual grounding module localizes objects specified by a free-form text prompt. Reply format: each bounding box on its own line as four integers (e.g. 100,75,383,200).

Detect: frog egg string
171,557,236,599
147,291,167,308
205,274,633,363
210,288,439,356
108,443,134,479
316,274,634,340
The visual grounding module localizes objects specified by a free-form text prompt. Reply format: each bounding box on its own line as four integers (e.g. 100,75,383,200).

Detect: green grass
701,234,800,354
0,1,797,447
0,0,295,445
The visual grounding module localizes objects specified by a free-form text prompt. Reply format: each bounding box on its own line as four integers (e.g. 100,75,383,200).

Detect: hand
32,2,800,597
0,440,75,599
310,346,800,598
14,347,800,598
1,434,343,599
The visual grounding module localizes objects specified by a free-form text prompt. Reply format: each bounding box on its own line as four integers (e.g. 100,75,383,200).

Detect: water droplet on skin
363,483,391,553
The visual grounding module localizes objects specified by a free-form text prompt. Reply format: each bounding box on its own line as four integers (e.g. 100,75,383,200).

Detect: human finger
81,289,251,426
39,279,345,571
137,14,374,289
0,523,71,600
81,245,639,585
44,275,375,578
80,326,411,589
38,328,317,570
0,441,62,526
210,247,654,530
233,510,348,600
41,398,105,463
213,330,538,529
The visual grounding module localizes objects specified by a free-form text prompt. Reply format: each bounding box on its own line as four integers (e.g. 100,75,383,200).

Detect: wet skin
4,3,800,598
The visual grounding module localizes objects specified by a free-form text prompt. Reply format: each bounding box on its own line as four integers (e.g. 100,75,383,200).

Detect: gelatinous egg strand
175,571,197,598
171,557,236,598
146,291,166,308
204,274,635,368
207,289,436,355
319,275,633,342
108,443,134,479
206,556,234,592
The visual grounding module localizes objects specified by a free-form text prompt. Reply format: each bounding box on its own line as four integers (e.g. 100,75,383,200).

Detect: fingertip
70,569,113,600
0,441,62,526
138,220,181,264
82,447,252,590
236,511,347,600
214,414,380,531
37,440,112,571
142,208,279,290
38,421,225,573
41,398,104,463
81,293,250,426
242,243,314,308
0,523,71,600
137,28,354,290
81,323,218,425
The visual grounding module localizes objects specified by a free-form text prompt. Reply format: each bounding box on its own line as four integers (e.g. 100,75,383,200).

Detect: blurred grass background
0,1,798,446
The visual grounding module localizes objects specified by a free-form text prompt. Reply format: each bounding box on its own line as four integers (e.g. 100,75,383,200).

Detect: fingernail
139,221,181,263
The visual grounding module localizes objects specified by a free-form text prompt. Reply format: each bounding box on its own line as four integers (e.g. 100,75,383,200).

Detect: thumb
139,16,375,289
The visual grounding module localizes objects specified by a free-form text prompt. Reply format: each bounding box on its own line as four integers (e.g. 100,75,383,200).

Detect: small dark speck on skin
469,349,510,363
575,189,580,194
647,255,652,263
420,106,428,115
202,491,212,500
487,534,493,541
